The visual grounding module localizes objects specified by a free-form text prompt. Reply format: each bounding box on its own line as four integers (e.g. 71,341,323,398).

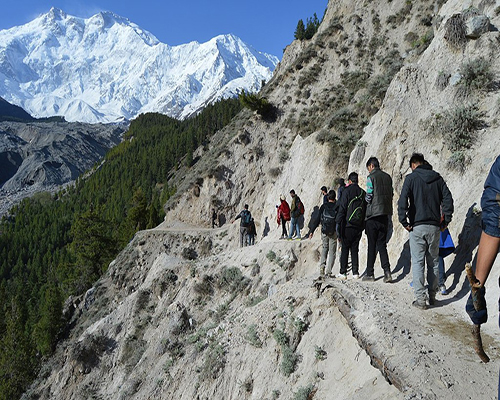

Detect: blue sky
0,0,328,57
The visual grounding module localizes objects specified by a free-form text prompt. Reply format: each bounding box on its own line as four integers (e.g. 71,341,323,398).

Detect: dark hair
320,186,327,192
338,178,345,187
348,172,358,184
409,153,425,167
290,189,296,195
327,189,336,201
366,157,380,169
244,204,249,209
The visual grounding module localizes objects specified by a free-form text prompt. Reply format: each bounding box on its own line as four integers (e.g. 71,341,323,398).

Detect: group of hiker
231,153,500,313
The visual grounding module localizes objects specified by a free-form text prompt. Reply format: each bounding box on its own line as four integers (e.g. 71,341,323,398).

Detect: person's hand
309,233,313,239
404,225,413,232
466,287,488,325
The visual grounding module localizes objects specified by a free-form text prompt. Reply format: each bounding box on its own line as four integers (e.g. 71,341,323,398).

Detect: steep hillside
22,0,500,399
0,121,125,216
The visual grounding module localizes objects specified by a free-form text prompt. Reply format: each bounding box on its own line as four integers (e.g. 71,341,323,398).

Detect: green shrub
458,57,495,96
280,345,298,376
294,384,316,400
273,329,289,347
314,345,327,361
218,267,250,293
430,105,485,152
200,343,226,380
246,324,263,348
238,90,274,119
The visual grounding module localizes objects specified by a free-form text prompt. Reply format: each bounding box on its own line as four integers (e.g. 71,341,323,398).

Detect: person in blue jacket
465,155,500,395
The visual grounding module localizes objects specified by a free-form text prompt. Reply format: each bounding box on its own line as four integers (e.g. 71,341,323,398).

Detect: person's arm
397,177,411,230
232,211,242,224
440,179,454,228
365,175,374,204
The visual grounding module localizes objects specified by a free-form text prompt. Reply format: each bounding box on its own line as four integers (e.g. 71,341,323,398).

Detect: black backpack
242,210,252,227
321,203,338,235
346,189,366,227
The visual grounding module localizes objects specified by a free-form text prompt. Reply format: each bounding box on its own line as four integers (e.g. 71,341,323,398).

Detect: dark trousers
365,215,391,276
280,215,288,237
240,226,248,247
340,227,362,275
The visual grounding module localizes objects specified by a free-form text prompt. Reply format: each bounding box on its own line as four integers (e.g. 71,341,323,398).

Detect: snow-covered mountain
0,8,279,123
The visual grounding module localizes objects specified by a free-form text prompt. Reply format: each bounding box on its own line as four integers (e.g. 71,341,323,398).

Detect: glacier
0,8,279,123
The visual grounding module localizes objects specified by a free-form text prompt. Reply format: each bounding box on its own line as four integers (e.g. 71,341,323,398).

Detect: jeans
247,234,255,246
320,232,337,275
438,256,445,286
340,227,362,275
288,217,300,239
240,226,248,247
365,215,391,276
409,224,440,302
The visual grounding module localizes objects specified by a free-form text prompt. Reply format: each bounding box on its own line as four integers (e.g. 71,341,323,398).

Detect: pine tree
294,19,306,40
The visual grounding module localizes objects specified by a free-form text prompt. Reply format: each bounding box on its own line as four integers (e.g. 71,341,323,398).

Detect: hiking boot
352,274,360,279
412,300,428,310
383,271,393,283
336,273,347,281
362,275,375,282
439,285,447,295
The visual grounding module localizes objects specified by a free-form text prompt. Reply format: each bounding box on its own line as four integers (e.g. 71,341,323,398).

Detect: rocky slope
23,0,500,398
0,120,125,215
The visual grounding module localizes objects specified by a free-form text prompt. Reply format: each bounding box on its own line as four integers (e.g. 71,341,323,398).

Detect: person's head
338,178,345,187
348,172,358,184
327,189,336,202
409,153,425,170
290,189,296,197
244,204,249,210
320,186,327,195
366,157,380,172
280,194,286,201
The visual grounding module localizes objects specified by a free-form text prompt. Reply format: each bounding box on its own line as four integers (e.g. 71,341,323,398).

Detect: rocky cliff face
0,121,125,215
23,0,500,399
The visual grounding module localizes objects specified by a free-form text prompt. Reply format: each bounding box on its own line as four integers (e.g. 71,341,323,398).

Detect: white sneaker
336,273,347,281
352,274,360,279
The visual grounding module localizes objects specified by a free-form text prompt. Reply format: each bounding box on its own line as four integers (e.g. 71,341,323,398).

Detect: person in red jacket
276,194,291,239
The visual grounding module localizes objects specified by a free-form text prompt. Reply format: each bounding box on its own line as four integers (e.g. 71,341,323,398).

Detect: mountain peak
0,9,278,123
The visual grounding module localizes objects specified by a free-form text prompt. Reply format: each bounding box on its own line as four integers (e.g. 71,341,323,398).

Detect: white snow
0,8,279,123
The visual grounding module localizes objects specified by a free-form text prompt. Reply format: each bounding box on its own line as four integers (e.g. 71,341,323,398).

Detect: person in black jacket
363,157,394,283
398,153,454,309
232,204,252,248
309,190,338,277
336,172,366,280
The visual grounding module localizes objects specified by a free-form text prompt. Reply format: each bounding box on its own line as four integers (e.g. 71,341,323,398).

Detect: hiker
211,209,218,229
247,217,256,245
321,186,328,204
232,204,252,247
287,189,303,240
465,155,500,369
363,157,394,283
276,194,291,239
309,189,338,277
336,172,366,280
397,153,454,309
337,178,346,201
438,224,455,295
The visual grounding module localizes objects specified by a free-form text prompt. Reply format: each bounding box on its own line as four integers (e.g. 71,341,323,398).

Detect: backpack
297,200,305,215
242,210,252,227
321,203,338,235
346,189,366,227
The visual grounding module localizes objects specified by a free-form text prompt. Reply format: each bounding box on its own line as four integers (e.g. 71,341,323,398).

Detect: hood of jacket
413,164,442,184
